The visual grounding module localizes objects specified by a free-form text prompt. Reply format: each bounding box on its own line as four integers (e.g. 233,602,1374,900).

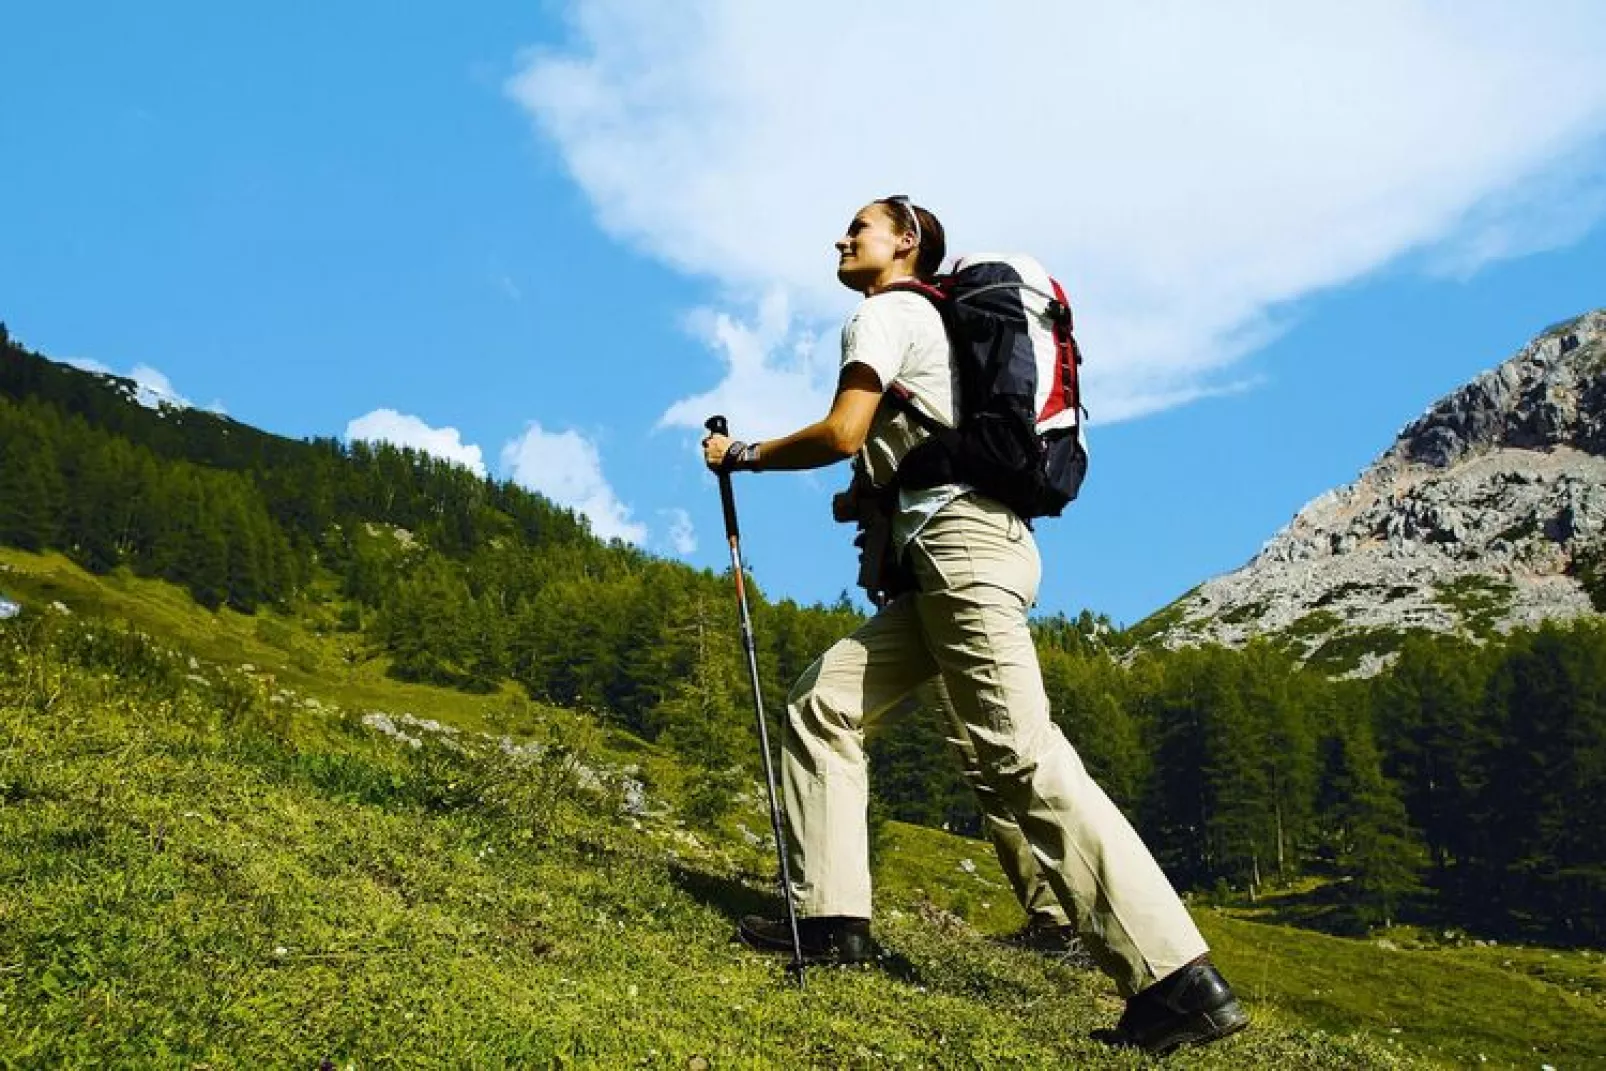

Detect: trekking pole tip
705,415,729,436
786,959,807,987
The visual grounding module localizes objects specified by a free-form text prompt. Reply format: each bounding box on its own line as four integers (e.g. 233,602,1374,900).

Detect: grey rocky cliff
1145,309,1606,674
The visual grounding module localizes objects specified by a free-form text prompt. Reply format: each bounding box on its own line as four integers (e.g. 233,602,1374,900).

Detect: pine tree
651,594,751,825
1041,646,1147,811
376,560,476,687
1202,661,1274,898
1372,634,1491,888
188,526,231,611
1317,715,1425,929
1244,641,1319,883
1476,623,1606,940
1142,646,1250,889
0,430,63,551
868,690,982,834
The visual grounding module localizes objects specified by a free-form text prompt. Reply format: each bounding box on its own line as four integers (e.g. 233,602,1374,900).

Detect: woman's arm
702,363,884,472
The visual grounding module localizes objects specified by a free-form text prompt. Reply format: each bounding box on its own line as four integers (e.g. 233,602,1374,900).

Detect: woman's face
835,202,914,293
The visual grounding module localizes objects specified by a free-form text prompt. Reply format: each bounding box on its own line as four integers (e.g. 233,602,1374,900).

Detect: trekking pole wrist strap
720,440,762,472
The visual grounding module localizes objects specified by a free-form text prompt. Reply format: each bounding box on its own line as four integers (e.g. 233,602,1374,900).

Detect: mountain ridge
1138,308,1606,673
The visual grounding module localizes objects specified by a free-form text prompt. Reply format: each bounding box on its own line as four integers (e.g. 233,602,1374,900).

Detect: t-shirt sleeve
839,296,907,390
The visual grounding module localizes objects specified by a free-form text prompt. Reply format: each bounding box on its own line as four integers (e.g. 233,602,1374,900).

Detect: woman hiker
700,195,1248,1056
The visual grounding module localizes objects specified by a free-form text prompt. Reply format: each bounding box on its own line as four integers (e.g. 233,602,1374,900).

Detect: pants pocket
906,536,952,593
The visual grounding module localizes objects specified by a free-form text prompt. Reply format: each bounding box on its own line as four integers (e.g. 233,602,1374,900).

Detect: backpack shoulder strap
873,279,953,436
884,381,945,435
880,278,949,306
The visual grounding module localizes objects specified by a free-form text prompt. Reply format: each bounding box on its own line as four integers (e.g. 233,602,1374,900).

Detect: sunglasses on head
885,194,922,249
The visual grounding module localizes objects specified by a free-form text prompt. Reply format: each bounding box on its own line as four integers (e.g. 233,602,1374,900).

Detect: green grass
1431,575,1515,640
1313,582,1374,609
1218,600,1267,626
1280,609,1343,644
1119,588,1198,649
884,826,1606,1068
3,549,1602,1067
1266,610,1419,675
1,635,1389,1069
1302,625,1414,675
1205,908,1605,1068
0,549,673,777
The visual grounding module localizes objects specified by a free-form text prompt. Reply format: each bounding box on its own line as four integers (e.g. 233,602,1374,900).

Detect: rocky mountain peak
1140,310,1606,675
1392,310,1606,468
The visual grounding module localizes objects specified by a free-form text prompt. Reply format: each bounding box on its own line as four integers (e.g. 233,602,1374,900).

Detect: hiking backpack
887,254,1088,520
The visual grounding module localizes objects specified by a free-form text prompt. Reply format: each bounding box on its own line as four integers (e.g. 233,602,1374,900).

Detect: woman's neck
864,267,918,296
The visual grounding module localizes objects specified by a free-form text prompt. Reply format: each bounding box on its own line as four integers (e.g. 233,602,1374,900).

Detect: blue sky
3,2,1605,625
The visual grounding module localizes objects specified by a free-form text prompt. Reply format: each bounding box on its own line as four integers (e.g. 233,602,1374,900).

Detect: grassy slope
2,549,1601,1068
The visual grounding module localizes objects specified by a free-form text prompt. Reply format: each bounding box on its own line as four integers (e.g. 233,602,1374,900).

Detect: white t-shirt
840,290,969,549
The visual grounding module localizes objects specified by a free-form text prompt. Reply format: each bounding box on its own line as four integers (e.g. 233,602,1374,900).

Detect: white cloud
1426,141,1606,280
500,422,647,544
345,409,488,477
509,1,1606,425
128,363,190,409
66,357,194,410
658,288,833,439
662,507,697,555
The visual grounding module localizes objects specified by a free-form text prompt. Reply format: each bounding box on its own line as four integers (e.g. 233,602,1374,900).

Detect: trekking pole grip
705,415,741,541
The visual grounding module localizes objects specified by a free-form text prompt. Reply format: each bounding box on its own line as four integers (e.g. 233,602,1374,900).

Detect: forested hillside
3,326,1603,947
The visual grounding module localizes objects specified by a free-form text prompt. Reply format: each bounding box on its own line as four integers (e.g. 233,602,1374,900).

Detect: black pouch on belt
849,476,916,607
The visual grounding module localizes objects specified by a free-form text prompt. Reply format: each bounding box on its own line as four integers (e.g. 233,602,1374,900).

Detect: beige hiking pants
782,493,1208,995
929,673,1068,926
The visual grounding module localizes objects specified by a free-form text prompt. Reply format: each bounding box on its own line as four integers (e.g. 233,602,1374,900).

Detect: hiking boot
1095,957,1248,1056
736,914,875,965
1003,916,1093,965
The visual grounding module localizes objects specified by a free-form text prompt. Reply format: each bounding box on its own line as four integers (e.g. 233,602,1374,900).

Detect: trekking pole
705,414,807,984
